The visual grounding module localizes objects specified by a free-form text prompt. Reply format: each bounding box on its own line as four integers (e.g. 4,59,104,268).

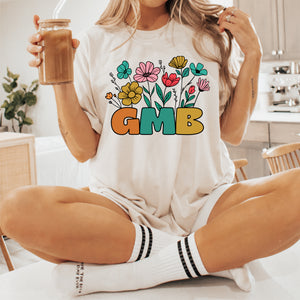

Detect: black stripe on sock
177,240,193,279
184,237,201,277
136,225,146,261
145,227,153,258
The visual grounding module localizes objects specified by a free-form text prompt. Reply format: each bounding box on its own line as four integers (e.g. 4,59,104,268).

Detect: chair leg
0,235,15,271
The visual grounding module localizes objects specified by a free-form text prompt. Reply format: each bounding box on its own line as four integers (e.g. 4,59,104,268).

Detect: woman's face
139,0,168,8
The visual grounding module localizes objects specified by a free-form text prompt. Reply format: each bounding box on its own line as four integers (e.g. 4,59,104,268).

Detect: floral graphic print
119,82,143,106
106,56,210,135
134,61,161,83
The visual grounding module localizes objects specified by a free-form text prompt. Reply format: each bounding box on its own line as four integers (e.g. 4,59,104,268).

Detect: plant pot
0,126,8,132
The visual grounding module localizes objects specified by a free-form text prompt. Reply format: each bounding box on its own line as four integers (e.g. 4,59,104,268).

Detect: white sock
53,233,255,296
127,223,179,262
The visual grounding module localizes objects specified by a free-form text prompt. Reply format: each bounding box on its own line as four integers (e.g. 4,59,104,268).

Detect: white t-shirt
74,20,235,235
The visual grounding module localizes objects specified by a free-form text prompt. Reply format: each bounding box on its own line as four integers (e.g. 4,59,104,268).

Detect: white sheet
35,136,89,189
0,241,299,300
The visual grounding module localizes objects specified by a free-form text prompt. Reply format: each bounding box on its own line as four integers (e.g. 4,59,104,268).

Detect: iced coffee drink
38,19,73,85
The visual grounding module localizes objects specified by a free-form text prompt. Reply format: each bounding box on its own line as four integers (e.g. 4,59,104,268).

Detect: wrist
244,48,262,61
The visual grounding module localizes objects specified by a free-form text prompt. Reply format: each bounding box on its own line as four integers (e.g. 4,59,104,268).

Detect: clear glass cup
38,19,73,85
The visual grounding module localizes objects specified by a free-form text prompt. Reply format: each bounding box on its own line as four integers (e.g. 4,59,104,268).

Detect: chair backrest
262,142,300,174
233,158,248,182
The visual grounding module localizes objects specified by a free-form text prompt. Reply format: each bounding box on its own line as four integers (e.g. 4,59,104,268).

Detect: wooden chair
262,142,300,174
233,158,248,182
0,235,14,271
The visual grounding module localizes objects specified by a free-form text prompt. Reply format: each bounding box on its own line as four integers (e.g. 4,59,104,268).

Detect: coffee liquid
38,19,73,85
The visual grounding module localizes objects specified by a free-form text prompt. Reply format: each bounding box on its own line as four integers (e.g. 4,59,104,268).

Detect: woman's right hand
27,15,80,68
27,15,43,68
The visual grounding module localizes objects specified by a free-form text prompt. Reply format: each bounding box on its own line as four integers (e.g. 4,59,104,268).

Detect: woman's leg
195,168,300,273
51,169,300,295
0,186,135,264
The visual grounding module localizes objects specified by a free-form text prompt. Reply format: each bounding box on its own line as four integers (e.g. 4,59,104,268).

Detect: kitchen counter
251,110,300,123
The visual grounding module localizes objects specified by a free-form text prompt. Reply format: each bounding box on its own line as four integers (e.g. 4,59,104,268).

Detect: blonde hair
96,0,240,105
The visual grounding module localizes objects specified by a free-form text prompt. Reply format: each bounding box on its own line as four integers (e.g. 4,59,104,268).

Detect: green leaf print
143,86,150,95
176,70,181,76
181,100,185,108
156,83,164,102
144,94,151,107
151,87,155,96
155,101,162,111
185,91,189,101
182,68,190,78
164,91,172,104
184,103,194,108
187,95,195,102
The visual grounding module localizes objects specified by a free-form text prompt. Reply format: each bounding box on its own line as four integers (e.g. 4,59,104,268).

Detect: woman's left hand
218,7,262,57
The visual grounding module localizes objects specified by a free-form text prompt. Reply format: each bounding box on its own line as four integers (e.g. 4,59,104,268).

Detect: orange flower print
105,92,113,99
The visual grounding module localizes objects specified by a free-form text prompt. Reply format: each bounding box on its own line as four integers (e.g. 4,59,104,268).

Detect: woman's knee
0,186,52,243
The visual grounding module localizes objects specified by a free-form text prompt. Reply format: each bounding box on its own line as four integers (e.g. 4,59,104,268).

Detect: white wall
0,0,109,136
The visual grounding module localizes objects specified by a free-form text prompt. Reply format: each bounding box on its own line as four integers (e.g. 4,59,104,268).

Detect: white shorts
90,183,233,235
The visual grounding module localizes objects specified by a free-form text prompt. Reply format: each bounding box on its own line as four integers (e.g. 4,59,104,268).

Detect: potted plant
1,68,39,133
0,107,8,132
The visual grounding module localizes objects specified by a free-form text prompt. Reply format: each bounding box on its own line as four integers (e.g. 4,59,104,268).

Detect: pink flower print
189,85,195,94
134,61,161,83
197,78,210,92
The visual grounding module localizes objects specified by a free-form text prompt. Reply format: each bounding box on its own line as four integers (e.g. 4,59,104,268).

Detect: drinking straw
52,0,67,19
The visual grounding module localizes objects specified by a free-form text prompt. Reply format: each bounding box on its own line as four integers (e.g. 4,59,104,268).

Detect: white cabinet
270,122,300,144
234,0,300,61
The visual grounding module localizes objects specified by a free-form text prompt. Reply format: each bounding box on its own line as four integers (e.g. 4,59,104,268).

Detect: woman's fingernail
36,58,40,64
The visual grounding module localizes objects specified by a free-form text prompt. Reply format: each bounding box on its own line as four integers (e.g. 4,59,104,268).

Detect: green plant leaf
31,84,39,92
17,110,25,119
1,100,9,108
7,94,14,101
155,101,162,111
2,83,13,93
185,91,189,101
10,81,17,89
143,86,150,95
144,94,151,108
164,91,172,104
187,95,195,102
182,68,190,78
21,84,28,91
4,104,15,120
155,83,164,102
4,77,11,83
13,90,25,106
151,87,155,96
181,100,185,108
176,70,181,76
184,103,195,108
25,92,37,106
23,117,33,125
7,68,19,81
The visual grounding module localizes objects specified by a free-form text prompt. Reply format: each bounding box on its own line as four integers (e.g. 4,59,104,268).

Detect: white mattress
0,241,299,300
35,136,89,189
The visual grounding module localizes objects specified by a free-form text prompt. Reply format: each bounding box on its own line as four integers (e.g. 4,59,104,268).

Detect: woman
1,0,299,296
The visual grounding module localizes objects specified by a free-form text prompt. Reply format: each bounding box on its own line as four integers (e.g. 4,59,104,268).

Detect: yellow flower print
169,56,188,69
118,81,143,106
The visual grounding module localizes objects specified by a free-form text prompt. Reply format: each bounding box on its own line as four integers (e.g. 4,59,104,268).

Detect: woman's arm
53,83,100,162
218,7,262,145
27,15,100,162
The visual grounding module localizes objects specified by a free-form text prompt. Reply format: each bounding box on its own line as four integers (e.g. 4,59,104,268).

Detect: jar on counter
38,19,73,85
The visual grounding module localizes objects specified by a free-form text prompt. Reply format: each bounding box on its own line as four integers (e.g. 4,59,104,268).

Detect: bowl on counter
273,66,290,74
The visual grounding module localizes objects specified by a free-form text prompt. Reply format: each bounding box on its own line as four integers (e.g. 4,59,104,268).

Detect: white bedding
35,136,89,189
0,241,299,300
